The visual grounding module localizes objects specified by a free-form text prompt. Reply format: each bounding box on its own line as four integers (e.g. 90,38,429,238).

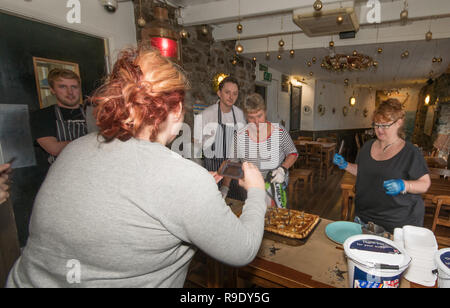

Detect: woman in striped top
234,93,298,207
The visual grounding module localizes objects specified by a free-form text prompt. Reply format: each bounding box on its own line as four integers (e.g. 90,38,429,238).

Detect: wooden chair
355,134,361,151
428,168,450,180
288,169,314,209
316,138,329,143
295,144,308,168
431,195,450,247
306,143,323,180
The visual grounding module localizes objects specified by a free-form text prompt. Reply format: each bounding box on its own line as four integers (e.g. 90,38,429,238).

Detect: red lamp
141,5,180,62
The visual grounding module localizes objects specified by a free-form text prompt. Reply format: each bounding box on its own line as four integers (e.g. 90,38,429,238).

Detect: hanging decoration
313,0,323,11
201,25,209,35
178,7,189,39
137,0,146,28
265,37,270,61
289,34,295,57
235,0,244,54
400,1,408,25
426,18,433,41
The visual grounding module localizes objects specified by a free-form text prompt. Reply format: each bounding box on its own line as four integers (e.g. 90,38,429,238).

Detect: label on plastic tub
353,267,401,288
350,239,401,254
441,252,450,269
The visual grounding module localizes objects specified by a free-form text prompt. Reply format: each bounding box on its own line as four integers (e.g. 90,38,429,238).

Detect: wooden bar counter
188,199,425,288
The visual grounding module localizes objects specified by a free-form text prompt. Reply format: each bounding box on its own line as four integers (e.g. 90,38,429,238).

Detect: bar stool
431,195,450,247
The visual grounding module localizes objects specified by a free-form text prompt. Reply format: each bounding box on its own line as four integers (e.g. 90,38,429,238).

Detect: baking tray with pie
264,208,321,246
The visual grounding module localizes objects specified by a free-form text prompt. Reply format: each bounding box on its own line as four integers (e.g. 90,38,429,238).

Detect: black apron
48,105,88,164
204,104,245,201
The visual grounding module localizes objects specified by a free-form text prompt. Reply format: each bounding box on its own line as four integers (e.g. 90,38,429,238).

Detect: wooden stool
431,195,450,247
289,169,313,193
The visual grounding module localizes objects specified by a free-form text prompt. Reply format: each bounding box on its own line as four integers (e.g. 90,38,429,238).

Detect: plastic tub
343,234,411,288
434,248,450,288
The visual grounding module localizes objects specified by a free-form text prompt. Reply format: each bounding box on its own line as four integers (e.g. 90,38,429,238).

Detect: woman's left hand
383,179,406,196
271,167,286,184
209,171,223,184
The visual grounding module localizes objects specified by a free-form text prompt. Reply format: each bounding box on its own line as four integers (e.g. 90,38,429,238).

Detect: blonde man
30,69,87,164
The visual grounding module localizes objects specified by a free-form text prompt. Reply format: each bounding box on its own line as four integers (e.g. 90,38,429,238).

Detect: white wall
255,64,291,129
313,80,376,131
0,0,137,60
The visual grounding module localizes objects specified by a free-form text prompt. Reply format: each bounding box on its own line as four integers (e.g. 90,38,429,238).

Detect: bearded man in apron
193,76,246,201
30,69,88,165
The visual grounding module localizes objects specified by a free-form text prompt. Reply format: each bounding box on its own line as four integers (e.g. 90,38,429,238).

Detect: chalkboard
0,11,107,246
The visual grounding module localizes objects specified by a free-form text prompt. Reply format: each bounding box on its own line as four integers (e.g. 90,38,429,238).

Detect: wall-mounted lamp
349,95,356,106
290,77,303,87
212,73,229,93
141,5,179,61
424,94,431,105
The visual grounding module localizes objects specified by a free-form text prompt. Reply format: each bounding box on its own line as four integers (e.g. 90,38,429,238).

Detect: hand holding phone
238,162,265,191
218,160,244,180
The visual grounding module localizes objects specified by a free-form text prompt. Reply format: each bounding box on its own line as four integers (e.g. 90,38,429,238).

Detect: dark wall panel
0,12,106,246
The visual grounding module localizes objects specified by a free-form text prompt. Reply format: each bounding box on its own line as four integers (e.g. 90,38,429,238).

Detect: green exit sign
263,71,272,82
259,64,268,72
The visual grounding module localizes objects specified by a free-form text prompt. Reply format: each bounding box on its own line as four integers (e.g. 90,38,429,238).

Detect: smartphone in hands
218,160,244,180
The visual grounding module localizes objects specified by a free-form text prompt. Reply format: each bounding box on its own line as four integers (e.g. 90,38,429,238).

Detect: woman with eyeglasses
333,99,430,234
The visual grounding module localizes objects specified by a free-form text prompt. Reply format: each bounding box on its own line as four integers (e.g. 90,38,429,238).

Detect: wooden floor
288,167,343,221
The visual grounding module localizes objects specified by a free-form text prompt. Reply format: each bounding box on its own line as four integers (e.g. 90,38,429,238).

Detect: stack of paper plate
399,226,438,287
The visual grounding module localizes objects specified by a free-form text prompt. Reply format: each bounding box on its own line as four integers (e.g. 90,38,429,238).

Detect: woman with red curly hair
7,48,266,288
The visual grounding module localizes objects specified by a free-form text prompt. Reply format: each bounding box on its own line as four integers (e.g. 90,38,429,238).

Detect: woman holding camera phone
7,47,267,288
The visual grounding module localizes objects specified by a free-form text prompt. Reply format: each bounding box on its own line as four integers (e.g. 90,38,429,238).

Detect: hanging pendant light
141,4,179,61
400,1,408,25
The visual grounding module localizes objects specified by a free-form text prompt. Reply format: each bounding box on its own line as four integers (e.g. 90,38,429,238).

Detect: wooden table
197,199,424,288
293,141,336,180
425,157,448,169
339,172,450,221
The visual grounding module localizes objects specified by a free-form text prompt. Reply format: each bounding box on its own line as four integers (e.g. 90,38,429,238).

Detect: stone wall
412,72,450,156
132,1,256,129
180,26,256,128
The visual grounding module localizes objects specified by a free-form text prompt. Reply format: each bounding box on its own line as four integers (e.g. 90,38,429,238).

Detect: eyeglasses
372,119,398,129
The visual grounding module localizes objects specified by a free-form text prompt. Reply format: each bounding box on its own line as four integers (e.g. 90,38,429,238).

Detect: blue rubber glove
383,179,406,196
333,153,348,170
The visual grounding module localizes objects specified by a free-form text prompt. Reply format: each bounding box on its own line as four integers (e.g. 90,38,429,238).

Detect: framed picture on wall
281,74,289,92
290,85,302,131
32,57,82,109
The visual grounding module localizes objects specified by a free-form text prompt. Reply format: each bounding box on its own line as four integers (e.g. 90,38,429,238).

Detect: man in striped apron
30,69,88,165
194,77,246,200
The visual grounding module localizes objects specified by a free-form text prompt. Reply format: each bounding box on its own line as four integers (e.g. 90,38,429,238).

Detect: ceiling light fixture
322,52,375,72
